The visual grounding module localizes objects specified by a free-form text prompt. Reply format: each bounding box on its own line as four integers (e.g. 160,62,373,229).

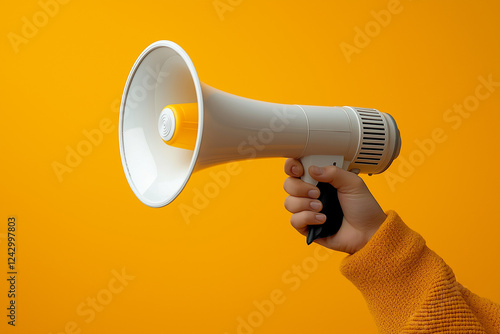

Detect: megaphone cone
119,41,401,243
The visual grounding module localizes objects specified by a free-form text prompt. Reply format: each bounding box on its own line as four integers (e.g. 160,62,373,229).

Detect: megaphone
119,41,401,244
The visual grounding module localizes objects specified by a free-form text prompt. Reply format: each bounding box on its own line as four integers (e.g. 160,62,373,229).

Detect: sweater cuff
339,210,443,331
339,210,426,282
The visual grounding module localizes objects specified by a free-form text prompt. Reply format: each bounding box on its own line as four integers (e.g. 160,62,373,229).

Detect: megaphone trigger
307,182,344,245
300,155,346,244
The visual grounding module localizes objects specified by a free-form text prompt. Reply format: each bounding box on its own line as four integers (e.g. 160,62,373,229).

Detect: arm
340,210,500,333
283,158,500,333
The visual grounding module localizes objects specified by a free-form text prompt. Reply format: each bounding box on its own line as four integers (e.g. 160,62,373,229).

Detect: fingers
284,196,322,213
283,177,320,198
284,158,304,177
290,211,327,236
308,165,367,194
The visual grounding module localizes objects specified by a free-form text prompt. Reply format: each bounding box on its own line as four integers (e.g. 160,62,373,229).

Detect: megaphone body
119,41,401,243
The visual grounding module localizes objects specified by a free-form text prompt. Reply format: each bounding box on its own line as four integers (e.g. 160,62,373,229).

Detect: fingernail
291,165,299,176
310,201,321,210
316,214,326,222
308,189,320,198
310,165,323,175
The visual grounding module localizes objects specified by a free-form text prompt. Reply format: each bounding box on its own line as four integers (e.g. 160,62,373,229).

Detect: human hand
283,158,387,254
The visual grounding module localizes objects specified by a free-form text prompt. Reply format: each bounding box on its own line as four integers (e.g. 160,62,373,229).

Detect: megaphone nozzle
158,103,198,150
158,108,176,141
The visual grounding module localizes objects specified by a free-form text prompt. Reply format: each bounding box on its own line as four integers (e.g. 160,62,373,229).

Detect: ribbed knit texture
340,211,500,333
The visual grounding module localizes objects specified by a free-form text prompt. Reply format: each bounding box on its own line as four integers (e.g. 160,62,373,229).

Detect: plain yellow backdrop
2,0,500,333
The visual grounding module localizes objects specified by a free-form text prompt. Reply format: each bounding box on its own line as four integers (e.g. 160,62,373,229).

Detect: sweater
340,210,500,333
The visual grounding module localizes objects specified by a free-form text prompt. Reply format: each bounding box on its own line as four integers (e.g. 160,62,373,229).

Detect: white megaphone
119,41,401,244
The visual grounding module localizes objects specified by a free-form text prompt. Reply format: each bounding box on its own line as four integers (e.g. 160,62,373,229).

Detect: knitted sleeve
339,210,500,334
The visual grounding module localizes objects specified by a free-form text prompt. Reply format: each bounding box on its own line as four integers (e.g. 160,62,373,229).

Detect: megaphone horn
119,41,401,244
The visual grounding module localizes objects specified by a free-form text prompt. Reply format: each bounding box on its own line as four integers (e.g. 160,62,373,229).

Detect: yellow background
2,0,500,333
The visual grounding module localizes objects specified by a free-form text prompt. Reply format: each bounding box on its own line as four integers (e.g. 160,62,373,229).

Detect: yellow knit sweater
340,211,500,333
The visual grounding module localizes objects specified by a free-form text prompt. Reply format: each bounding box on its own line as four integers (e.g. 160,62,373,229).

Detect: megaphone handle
300,155,345,245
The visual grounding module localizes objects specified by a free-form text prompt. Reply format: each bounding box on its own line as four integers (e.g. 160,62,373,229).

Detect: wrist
356,211,387,253
368,211,387,239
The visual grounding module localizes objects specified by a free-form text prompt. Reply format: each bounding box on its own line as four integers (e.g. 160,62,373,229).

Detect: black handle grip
306,182,344,245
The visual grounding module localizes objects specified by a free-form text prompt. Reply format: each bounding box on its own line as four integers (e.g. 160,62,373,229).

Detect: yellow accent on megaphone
163,103,198,150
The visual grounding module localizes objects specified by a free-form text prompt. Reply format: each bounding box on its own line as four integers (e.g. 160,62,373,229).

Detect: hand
283,158,387,254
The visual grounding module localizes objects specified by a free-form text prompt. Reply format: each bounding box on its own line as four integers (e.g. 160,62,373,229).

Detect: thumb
308,165,366,194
